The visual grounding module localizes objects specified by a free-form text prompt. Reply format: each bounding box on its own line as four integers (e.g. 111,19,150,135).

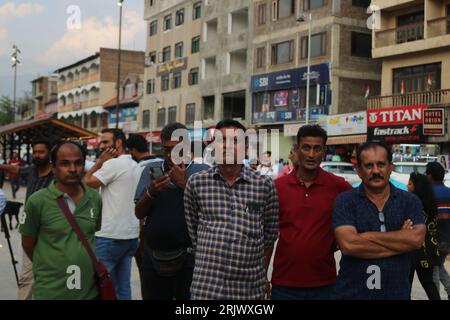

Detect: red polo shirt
272,167,352,287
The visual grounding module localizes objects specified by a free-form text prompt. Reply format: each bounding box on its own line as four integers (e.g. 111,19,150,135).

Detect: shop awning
326,134,367,146
0,116,97,145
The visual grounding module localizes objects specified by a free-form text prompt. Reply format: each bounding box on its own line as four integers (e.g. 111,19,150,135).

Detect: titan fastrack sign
367,105,427,143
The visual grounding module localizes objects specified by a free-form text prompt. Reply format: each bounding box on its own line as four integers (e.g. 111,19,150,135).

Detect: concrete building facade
140,0,203,136
31,75,58,118
250,0,381,156
56,48,144,134
369,0,450,152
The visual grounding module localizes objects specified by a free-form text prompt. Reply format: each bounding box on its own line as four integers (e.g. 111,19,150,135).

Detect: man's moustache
369,174,384,180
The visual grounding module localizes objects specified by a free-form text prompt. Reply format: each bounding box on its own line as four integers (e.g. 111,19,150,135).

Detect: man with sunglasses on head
333,141,425,299
84,128,142,300
134,122,208,300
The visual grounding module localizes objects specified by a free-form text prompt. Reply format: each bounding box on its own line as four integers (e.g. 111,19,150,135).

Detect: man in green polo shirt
19,141,102,300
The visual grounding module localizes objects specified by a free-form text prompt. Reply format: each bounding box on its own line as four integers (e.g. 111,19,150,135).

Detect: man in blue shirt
135,123,209,300
426,161,450,300
333,141,425,299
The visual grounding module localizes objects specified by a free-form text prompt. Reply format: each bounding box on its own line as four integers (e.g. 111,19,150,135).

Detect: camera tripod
1,213,20,287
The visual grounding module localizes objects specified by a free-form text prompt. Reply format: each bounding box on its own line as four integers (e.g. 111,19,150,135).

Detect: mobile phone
150,167,165,180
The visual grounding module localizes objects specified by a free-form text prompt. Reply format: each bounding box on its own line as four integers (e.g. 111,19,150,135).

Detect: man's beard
32,157,50,166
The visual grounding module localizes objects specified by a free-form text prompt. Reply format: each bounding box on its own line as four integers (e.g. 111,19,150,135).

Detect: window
278,0,295,18
175,9,184,26
146,79,155,94
256,47,266,68
157,108,166,127
351,32,371,58
172,72,182,89
175,42,184,58
396,11,424,43
101,113,108,128
393,63,441,94
192,36,200,53
304,0,326,10
149,51,156,64
90,113,97,128
193,2,201,20
352,0,370,7
271,40,294,65
301,32,327,59
161,75,170,91
168,106,177,123
164,14,172,31
162,46,171,62
149,0,155,6
150,20,157,36
189,68,199,85
142,110,150,129
257,3,267,25
186,103,196,126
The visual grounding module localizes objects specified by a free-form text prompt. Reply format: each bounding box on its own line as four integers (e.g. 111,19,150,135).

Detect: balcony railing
427,16,450,38
367,89,450,109
375,22,424,48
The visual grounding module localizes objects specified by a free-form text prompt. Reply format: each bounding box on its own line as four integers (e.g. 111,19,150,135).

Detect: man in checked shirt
184,119,279,300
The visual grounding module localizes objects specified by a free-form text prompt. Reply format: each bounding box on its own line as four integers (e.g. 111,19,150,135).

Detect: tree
0,96,15,126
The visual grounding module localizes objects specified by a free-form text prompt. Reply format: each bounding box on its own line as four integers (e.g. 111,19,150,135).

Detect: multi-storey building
31,75,58,119
140,0,203,139
55,48,145,134
368,0,450,153
251,0,381,157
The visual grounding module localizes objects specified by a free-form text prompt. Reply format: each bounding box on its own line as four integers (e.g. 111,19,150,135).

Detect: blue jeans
95,237,139,300
271,284,335,300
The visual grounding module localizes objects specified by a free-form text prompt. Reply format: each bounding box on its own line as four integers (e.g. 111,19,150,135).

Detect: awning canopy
58,106,108,119
326,134,367,146
0,116,97,159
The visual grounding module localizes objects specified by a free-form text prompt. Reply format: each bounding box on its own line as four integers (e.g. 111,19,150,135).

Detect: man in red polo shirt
271,125,352,300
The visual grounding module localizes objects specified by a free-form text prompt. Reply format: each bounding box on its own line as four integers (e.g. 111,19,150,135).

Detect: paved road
0,182,448,300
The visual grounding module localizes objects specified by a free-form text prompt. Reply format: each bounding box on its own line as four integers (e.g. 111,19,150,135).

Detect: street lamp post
297,13,312,124
11,45,21,120
116,0,124,129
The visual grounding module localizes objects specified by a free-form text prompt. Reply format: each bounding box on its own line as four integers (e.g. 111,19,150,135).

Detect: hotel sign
423,108,445,135
157,57,188,76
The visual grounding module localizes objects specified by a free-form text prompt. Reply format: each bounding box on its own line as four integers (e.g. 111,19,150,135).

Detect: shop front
325,111,367,163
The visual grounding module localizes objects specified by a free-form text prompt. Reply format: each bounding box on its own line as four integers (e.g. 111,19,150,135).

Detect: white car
391,162,428,185
320,162,361,185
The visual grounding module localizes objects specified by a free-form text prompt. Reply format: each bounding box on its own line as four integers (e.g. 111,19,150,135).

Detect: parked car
391,162,428,186
320,162,361,185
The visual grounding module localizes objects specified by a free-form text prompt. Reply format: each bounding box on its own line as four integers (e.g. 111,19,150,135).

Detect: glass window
175,9,184,26
168,106,177,123
186,103,196,126
393,63,441,94
257,3,266,25
189,68,199,85
157,108,166,127
149,51,156,64
256,47,266,68
142,110,150,129
193,2,202,20
146,79,155,94
192,36,200,53
150,20,157,36
164,14,172,31
175,42,184,58
352,0,370,7
162,46,171,62
278,0,295,18
172,72,182,89
304,0,326,10
271,41,293,65
161,75,170,91
301,33,326,59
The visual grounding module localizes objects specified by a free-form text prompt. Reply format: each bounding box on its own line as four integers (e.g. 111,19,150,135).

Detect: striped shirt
184,166,279,300
432,184,450,245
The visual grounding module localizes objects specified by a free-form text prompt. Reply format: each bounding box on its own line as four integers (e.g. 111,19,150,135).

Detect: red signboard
367,105,427,143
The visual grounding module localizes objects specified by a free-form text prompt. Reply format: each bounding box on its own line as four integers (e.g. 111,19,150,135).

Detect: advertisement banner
327,111,367,137
367,105,426,143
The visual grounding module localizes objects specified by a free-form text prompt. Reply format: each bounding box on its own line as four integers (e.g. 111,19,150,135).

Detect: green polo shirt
19,182,102,300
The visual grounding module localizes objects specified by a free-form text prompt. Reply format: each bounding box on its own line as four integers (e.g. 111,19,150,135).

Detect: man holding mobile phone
135,122,209,300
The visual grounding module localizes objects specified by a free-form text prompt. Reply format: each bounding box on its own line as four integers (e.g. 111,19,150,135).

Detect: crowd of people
0,121,449,300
